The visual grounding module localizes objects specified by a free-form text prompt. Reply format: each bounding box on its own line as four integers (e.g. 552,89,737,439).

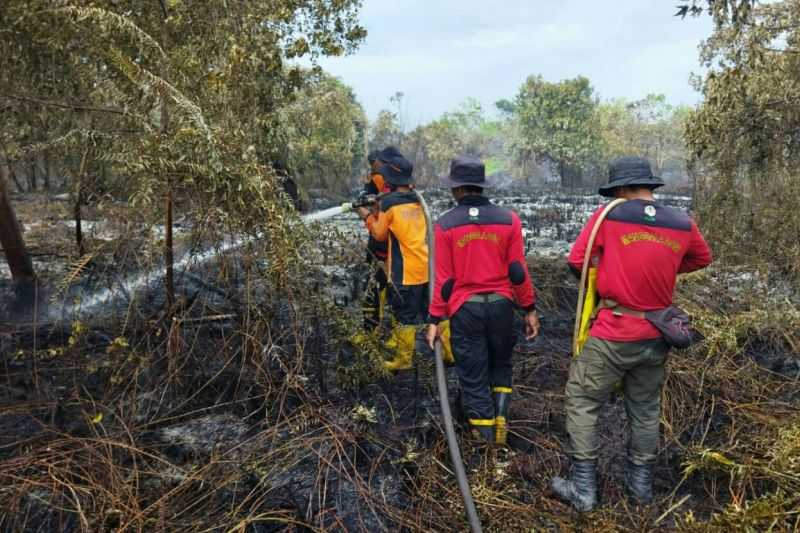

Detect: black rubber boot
469,422,495,443
625,461,654,504
550,460,598,512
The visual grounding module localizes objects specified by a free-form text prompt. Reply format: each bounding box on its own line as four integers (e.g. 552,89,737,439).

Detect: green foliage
416,99,491,177
596,95,691,184
676,0,756,23
368,84,689,189
279,71,366,193
686,0,800,280
512,75,601,186
371,98,509,184
1,0,365,220
369,110,403,152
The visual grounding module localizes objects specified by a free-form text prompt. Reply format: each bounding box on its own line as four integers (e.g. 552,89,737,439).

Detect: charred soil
1,193,799,532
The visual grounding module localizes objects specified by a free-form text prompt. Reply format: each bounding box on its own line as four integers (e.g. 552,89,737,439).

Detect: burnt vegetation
1,1,799,532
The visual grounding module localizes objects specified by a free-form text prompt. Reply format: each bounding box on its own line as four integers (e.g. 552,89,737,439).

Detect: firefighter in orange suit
357,152,431,371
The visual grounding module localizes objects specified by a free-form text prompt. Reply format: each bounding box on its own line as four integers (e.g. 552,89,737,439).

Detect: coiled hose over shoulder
415,190,483,533
572,198,627,356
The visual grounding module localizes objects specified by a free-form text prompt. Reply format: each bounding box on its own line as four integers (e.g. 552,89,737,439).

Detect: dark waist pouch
644,306,694,349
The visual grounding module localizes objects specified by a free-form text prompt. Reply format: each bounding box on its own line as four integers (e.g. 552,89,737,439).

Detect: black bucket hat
379,146,404,161
367,149,381,164
378,153,414,186
439,155,495,189
599,156,665,197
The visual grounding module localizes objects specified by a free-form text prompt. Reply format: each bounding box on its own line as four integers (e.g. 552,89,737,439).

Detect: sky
316,0,714,127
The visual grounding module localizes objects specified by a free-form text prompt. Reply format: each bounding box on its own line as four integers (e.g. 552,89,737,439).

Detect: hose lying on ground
416,190,484,533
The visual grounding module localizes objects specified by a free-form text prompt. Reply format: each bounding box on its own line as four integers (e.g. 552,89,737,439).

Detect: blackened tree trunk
43,152,51,190
3,154,25,192
560,160,583,188
74,146,89,256
0,168,35,284
160,4,175,312
27,157,37,191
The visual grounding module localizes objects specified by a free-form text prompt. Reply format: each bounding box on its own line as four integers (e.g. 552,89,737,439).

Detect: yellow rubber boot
493,387,512,445
384,325,416,371
438,320,455,366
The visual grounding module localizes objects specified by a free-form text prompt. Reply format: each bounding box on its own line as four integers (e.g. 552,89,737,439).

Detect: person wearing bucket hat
364,146,403,196
597,156,666,197
437,154,497,189
357,152,431,371
358,148,391,332
426,155,539,444
550,156,712,512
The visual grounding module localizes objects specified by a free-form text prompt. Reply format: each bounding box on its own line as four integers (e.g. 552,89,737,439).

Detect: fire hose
572,198,627,356
415,190,484,533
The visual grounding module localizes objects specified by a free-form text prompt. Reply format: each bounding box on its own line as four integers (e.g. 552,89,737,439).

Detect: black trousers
451,299,516,420
390,283,429,325
363,259,388,330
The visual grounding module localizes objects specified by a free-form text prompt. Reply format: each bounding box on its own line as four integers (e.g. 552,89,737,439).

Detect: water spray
52,201,370,320
299,203,354,224
299,193,384,224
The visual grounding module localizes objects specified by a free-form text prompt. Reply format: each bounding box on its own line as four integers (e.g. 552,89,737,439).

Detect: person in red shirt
551,156,712,512
426,155,539,443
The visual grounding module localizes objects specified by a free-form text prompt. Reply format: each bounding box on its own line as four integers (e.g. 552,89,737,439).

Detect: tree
686,0,800,277
675,0,756,20
1,1,366,304
0,168,35,289
596,95,691,186
369,110,403,152
393,99,508,184
512,75,601,187
420,99,487,177
280,72,367,194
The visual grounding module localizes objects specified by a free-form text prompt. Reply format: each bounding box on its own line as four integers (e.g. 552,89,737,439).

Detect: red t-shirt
429,195,536,321
568,199,712,342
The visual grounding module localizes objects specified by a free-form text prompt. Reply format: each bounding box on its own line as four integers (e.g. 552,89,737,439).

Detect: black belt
466,293,509,304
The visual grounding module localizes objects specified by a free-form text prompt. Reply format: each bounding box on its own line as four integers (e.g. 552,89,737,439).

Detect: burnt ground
1,193,799,532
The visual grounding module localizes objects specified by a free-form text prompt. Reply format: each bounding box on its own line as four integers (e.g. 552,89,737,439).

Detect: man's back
568,199,712,342
430,195,535,321
376,191,428,286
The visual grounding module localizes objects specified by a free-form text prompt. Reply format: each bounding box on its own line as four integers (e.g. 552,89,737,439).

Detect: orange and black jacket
364,173,390,259
365,191,429,286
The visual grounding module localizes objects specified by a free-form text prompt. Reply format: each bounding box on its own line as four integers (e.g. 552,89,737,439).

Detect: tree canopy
0,0,368,306
511,75,601,187
368,81,691,190
686,0,800,277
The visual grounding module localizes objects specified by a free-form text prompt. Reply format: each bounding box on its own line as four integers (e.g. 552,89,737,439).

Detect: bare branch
1,93,127,115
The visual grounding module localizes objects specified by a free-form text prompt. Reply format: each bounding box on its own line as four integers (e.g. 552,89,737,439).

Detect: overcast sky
316,0,713,127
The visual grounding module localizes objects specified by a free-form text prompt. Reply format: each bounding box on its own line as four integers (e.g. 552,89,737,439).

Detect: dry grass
1,201,799,532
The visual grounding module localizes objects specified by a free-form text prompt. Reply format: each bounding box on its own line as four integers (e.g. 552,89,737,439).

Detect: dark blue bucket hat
439,155,495,189
378,153,414,186
599,156,665,197
379,146,404,161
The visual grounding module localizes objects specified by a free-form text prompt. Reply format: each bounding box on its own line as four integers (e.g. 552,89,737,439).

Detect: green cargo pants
565,336,668,465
